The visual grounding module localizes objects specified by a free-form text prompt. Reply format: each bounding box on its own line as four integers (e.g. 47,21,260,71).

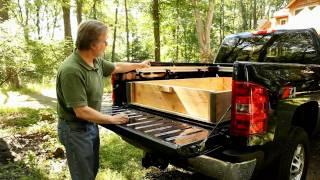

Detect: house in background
259,0,320,33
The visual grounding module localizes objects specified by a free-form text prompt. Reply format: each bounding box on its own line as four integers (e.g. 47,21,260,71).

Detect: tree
112,0,119,62
124,0,130,62
0,0,22,88
35,0,41,40
10,0,30,41
152,0,160,62
92,0,97,19
192,0,215,63
61,0,73,55
240,1,247,30
253,0,257,29
0,0,9,21
219,0,225,43
76,0,83,24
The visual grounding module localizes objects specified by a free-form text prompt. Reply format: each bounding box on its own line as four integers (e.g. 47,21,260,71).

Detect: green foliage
25,40,65,80
0,20,67,87
131,36,152,61
103,77,113,93
0,161,48,180
0,20,32,86
0,107,55,127
0,108,41,128
3,0,292,69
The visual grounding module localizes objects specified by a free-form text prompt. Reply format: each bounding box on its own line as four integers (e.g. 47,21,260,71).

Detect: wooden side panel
209,91,232,122
132,83,210,121
129,77,232,123
140,77,232,91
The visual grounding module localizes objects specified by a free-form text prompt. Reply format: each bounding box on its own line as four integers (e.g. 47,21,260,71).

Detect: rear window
215,32,320,64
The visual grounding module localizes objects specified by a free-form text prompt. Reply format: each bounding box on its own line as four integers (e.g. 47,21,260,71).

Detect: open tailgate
101,104,229,158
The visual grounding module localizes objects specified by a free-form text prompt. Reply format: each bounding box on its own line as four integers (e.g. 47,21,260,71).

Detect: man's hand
139,60,151,69
73,106,129,125
109,113,129,124
113,60,151,74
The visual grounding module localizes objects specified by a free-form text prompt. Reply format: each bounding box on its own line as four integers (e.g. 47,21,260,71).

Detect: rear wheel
278,127,309,180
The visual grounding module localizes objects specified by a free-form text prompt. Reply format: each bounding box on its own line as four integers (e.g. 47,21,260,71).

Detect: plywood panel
138,77,231,91
129,77,232,123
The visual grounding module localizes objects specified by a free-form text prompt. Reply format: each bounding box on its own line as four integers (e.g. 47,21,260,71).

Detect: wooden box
127,77,232,123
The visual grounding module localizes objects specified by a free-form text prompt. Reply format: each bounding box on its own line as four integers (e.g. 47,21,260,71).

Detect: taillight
111,74,116,104
230,80,269,137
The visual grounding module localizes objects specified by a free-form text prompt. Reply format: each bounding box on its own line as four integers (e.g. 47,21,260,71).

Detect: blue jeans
58,120,100,180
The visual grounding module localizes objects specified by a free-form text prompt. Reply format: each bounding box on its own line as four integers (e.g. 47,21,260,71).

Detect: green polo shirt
56,50,115,122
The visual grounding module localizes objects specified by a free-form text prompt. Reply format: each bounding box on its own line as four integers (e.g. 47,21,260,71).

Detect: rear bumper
187,155,257,180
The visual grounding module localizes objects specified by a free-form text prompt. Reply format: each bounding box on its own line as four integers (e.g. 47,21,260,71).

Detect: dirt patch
307,135,320,180
145,166,214,180
2,132,58,161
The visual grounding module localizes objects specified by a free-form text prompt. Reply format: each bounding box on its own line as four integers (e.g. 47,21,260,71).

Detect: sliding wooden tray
127,77,232,123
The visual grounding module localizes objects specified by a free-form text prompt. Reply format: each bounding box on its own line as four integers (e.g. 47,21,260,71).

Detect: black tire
278,127,310,180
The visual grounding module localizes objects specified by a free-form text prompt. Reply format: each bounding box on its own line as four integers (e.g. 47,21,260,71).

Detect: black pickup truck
101,28,320,180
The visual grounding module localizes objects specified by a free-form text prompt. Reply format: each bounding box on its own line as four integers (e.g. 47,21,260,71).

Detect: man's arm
73,106,128,124
113,60,151,74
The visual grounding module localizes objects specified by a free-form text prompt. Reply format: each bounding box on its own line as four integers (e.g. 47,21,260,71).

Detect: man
56,20,150,180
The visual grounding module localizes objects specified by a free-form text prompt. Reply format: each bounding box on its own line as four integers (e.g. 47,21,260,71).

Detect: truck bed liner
101,104,227,157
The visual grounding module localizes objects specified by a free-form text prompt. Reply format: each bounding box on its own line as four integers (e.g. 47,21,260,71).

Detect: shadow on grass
24,90,57,108
0,89,9,105
0,138,14,165
0,86,57,109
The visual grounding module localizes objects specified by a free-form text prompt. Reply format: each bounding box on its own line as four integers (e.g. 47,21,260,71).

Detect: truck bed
101,104,229,158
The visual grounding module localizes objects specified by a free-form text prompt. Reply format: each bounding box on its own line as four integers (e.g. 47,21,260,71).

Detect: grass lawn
0,106,150,180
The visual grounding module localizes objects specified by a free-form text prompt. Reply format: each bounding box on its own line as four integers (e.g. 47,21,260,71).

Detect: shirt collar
74,49,98,71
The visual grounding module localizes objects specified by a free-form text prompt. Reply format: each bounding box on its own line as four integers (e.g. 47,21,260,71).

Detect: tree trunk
175,0,180,62
0,0,9,21
192,0,215,63
5,67,21,88
45,3,50,36
62,0,73,55
253,0,257,29
76,0,83,24
152,0,160,62
249,1,252,29
14,0,30,41
260,0,265,19
240,1,247,31
92,0,97,19
183,27,187,61
233,0,236,33
112,1,119,62
35,0,41,40
219,0,224,44
25,0,29,41
52,4,58,39
124,0,130,62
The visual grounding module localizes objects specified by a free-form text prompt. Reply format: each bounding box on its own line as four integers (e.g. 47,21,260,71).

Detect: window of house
280,19,287,25
295,8,303,15
309,6,316,11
